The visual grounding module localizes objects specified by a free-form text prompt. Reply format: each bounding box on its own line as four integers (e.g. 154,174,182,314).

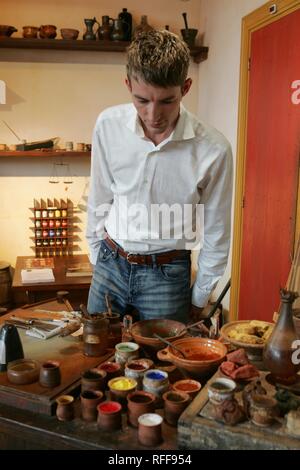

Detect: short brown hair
126,30,190,88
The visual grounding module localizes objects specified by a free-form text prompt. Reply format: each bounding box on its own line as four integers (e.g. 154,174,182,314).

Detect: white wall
0,0,201,267
196,0,267,309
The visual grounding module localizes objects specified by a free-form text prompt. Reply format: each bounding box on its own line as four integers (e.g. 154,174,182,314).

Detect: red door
238,8,300,321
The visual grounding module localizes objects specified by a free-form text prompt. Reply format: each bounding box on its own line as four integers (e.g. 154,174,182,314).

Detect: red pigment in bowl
99,402,121,413
100,363,119,373
184,351,221,361
175,383,199,392
127,363,145,371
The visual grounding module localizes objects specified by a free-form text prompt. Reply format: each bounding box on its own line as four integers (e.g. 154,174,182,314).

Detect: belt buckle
126,253,138,265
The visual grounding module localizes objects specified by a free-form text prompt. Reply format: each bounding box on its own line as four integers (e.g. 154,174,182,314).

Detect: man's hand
189,304,204,323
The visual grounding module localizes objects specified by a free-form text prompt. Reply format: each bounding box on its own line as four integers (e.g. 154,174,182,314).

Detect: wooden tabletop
12,255,92,292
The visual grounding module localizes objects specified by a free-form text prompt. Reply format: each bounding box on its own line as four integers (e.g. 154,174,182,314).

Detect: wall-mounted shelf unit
0,38,209,64
0,151,91,158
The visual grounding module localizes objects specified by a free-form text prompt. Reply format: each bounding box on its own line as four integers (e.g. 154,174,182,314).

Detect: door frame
230,0,300,320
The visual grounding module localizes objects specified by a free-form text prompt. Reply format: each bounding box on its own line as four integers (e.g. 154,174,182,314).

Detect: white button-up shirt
86,103,233,307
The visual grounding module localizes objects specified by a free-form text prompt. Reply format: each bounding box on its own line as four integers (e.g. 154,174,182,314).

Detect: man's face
126,76,192,138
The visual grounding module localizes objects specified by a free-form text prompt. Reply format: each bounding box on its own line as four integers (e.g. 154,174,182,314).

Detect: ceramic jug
83,17,98,40
263,288,300,385
98,16,114,41
111,18,129,42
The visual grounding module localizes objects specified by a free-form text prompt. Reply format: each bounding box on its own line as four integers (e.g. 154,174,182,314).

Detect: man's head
126,30,192,142
126,29,190,88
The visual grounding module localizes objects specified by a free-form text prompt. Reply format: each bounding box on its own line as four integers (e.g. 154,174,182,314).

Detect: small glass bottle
122,314,133,342
133,15,154,39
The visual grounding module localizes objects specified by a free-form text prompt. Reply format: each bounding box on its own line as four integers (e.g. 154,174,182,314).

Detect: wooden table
12,255,92,309
178,370,300,450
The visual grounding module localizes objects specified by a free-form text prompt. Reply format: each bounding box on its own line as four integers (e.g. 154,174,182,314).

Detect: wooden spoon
105,293,113,317
153,333,187,359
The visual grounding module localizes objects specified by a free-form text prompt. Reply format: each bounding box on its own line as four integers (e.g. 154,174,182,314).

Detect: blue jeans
87,239,191,322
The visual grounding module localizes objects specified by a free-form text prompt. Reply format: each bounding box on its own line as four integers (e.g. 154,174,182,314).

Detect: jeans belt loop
151,254,157,269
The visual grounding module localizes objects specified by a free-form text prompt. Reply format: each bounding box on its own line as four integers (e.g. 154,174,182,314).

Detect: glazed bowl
7,358,40,385
60,28,79,40
157,337,227,379
130,319,186,357
22,26,39,38
0,25,18,37
220,320,274,363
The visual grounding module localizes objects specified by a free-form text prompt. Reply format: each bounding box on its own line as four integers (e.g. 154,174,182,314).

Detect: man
86,30,232,324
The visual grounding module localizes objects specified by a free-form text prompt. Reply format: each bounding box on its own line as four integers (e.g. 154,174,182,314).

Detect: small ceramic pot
97,361,122,386
249,395,279,427
56,395,74,421
162,390,190,426
127,391,156,427
108,376,137,408
23,26,39,38
138,413,163,447
39,24,57,39
105,312,122,348
115,342,140,369
97,401,122,431
125,358,153,390
172,379,201,399
39,360,61,388
143,369,169,406
60,28,79,40
81,368,107,392
208,378,236,405
80,390,104,422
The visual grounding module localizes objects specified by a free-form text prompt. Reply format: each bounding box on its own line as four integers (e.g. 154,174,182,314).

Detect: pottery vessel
97,401,122,431
125,358,153,390
39,360,61,388
127,391,156,427
114,342,140,368
143,369,169,405
39,25,57,39
56,395,74,421
180,28,198,47
108,376,137,408
83,314,109,357
157,337,227,378
208,377,236,405
60,28,79,40
163,390,190,426
104,312,122,348
249,395,279,427
97,361,122,385
22,26,39,38
172,379,201,399
80,390,104,422
138,413,163,446
0,25,17,37
7,358,39,385
81,368,107,392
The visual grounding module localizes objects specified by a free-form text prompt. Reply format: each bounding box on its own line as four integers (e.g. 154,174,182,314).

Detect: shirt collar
126,103,196,142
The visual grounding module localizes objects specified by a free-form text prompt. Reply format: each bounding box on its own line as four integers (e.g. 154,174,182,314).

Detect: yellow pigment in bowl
110,378,136,390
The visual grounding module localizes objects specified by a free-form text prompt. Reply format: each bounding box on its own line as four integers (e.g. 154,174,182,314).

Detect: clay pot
249,395,279,427
208,378,236,405
80,390,104,422
138,413,163,447
7,359,40,385
83,315,109,357
97,401,122,431
39,25,57,39
130,319,186,358
157,337,227,379
56,395,74,421
127,391,156,427
0,25,17,37
81,368,107,392
125,358,153,390
60,28,79,40
108,376,137,408
97,361,122,385
114,342,140,369
143,369,169,406
172,379,201,399
105,312,122,348
39,360,61,388
22,26,39,39
162,390,190,426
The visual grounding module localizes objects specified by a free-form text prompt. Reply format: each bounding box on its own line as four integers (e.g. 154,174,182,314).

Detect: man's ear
125,76,132,92
182,78,192,97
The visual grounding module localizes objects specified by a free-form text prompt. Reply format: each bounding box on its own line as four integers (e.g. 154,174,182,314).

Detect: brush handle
182,12,189,30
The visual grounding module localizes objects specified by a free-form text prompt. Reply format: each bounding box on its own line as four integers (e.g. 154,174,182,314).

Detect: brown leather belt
104,236,190,266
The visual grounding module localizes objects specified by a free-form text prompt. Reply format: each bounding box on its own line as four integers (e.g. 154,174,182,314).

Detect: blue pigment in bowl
146,371,165,380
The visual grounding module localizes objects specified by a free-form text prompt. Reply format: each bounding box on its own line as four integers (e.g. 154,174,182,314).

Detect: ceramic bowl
130,319,186,357
60,28,79,40
157,337,227,379
0,25,18,37
7,358,40,385
172,379,201,399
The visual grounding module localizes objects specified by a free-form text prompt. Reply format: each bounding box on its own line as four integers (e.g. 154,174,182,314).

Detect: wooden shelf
0,151,90,158
0,37,208,63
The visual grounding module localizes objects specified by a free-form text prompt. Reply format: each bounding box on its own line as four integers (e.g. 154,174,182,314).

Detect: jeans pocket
97,240,114,262
159,260,190,282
